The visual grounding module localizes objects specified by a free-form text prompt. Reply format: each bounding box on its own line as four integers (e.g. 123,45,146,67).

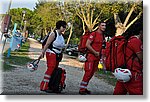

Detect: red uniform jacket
86,31,104,61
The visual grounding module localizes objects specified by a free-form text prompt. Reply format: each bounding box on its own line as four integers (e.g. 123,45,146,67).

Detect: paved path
2,38,114,95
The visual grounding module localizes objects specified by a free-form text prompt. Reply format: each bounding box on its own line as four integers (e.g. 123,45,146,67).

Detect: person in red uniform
38,20,67,92
113,31,143,95
79,22,106,95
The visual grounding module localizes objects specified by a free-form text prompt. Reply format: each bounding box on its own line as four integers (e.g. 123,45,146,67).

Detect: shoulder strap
86,32,96,54
126,43,142,70
100,33,105,58
90,31,97,43
53,30,57,41
91,31,105,58
123,39,129,68
48,30,57,50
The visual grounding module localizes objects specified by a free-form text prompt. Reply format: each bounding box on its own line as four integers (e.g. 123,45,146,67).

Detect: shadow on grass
3,42,32,71
96,70,117,86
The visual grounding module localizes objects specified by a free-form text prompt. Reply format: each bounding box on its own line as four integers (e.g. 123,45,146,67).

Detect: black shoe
45,89,53,93
85,89,91,94
41,89,53,93
79,91,87,95
53,90,61,93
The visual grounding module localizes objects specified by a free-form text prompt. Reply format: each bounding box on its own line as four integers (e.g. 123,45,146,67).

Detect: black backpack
48,67,66,93
42,30,57,49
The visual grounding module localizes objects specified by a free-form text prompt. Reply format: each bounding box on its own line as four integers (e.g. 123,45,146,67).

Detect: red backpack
105,36,127,72
78,31,91,53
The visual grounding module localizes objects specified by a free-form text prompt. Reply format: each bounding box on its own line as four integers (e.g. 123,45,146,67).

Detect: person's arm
86,39,99,57
38,32,55,59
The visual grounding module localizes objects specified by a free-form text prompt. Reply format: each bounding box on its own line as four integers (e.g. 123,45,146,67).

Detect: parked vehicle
65,44,79,56
37,38,41,41
40,39,44,43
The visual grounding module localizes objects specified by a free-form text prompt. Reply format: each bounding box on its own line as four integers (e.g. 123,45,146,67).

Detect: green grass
3,63,14,71
96,70,117,86
3,42,32,71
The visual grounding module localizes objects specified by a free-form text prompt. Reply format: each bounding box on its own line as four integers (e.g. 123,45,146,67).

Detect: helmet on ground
27,59,40,72
78,55,87,62
113,68,132,82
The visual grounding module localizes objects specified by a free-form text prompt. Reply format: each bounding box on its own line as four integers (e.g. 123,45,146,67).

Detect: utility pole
20,10,26,32
1,0,12,53
23,20,27,38
7,0,12,14
1,0,12,38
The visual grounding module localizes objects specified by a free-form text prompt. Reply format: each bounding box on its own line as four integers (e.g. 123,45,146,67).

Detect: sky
0,0,142,14
0,0,38,14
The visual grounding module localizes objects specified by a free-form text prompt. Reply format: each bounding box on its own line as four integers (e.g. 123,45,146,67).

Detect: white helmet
113,68,132,82
27,59,40,72
78,55,87,62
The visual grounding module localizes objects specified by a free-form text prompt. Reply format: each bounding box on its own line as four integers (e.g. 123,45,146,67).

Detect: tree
65,0,113,35
33,1,66,39
9,8,34,34
112,1,143,36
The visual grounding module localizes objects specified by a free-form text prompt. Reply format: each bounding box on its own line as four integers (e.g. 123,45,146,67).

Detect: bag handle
31,59,40,65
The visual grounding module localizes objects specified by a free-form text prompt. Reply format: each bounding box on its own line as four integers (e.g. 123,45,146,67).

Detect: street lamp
20,10,26,31
22,20,27,40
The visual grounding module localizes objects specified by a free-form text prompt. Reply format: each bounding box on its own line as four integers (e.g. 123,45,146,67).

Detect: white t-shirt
46,30,65,54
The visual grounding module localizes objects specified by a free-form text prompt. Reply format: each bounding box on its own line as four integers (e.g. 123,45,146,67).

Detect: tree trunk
114,3,142,36
76,2,101,32
114,13,125,36
40,29,43,41
66,24,73,45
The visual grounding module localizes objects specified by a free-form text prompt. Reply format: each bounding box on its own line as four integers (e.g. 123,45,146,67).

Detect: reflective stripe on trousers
80,81,88,91
80,60,99,91
40,52,59,90
40,74,51,90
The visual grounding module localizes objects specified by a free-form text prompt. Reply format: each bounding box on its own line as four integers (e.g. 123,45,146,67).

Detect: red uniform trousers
113,71,143,95
40,52,59,91
80,60,99,91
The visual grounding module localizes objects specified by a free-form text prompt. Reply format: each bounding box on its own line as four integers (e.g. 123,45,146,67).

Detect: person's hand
94,52,99,57
38,52,44,60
